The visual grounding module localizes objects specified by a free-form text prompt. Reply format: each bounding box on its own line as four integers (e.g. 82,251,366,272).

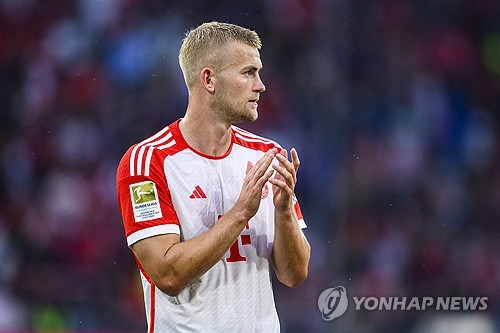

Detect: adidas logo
189,185,207,199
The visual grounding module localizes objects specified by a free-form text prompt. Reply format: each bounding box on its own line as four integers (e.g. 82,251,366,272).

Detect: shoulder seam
129,127,177,177
232,126,281,148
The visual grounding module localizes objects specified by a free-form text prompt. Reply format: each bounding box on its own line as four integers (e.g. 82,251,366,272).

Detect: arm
270,148,311,287
131,149,276,296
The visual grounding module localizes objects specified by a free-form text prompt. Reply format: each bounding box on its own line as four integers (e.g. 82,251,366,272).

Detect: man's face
210,42,266,123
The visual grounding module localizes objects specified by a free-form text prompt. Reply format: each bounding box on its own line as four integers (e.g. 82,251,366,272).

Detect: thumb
246,161,253,175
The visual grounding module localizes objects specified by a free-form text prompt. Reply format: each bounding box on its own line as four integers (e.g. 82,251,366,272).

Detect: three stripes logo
189,185,207,199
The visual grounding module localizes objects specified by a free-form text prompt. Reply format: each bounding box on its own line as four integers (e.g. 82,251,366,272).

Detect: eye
243,68,257,76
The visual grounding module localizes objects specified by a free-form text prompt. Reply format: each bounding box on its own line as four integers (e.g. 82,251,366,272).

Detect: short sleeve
116,146,180,247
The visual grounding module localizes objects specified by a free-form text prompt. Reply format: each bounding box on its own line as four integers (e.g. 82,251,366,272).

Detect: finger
246,161,253,175
252,170,273,195
247,155,267,178
246,155,273,192
275,152,293,171
246,148,276,179
256,170,274,188
269,177,293,195
275,152,296,184
272,163,295,189
254,151,275,179
291,148,300,173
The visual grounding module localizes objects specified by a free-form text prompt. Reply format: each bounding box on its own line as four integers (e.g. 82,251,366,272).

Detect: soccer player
116,22,311,332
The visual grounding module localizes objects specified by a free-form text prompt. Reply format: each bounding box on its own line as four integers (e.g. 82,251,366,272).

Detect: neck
179,101,233,157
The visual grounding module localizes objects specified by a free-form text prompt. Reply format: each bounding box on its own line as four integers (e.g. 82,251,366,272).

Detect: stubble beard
211,85,258,124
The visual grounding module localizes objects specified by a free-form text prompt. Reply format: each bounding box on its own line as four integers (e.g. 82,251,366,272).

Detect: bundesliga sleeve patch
129,181,163,222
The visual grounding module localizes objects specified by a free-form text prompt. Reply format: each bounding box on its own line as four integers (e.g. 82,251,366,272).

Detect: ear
200,67,216,94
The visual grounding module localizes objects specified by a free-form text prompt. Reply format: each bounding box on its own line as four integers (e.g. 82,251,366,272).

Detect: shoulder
117,121,187,180
232,126,282,152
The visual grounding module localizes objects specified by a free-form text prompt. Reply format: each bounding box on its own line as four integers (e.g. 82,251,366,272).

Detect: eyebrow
241,65,263,72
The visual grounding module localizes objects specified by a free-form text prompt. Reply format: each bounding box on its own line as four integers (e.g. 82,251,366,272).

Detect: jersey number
218,215,252,262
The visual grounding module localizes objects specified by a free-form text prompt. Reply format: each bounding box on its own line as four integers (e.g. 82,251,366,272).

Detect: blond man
116,22,310,332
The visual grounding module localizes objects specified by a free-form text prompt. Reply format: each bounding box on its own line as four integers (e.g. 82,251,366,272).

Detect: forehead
219,41,262,69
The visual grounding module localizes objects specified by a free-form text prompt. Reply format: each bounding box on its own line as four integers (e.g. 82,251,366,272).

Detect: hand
234,148,276,220
269,148,300,213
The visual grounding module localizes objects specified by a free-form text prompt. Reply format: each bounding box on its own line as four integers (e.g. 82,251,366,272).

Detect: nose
253,73,266,93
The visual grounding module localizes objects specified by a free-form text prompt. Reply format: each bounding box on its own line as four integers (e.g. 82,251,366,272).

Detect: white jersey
116,119,306,332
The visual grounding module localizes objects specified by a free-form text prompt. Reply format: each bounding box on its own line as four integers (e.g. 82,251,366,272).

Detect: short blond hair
179,22,262,91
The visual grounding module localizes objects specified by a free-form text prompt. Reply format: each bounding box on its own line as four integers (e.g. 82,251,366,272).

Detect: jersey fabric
116,119,306,333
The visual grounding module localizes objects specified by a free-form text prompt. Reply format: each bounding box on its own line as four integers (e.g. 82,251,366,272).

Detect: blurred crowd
0,0,499,332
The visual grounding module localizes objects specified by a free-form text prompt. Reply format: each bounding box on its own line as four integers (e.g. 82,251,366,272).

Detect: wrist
274,207,295,221
226,204,251,226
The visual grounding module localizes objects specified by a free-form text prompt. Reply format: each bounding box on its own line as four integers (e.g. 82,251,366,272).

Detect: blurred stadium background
0,0,499,332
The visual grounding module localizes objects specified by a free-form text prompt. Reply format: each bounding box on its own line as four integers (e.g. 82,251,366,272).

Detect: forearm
156,209,248,294
272,209,310,287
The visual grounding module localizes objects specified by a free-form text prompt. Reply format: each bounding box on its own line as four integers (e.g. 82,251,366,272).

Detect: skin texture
131,41,310,296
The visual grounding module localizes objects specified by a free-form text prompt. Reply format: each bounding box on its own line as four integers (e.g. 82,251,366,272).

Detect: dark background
0,0,499,332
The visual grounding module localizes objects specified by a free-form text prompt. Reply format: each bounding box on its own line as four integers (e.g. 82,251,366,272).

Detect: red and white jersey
116,119,306,333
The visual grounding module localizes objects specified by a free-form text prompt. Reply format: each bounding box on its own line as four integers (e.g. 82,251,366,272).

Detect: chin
246,113,258,123
225,105,259,124
247,110,258,121
233,116,257,124
248,108,259,121
233,110,258,123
